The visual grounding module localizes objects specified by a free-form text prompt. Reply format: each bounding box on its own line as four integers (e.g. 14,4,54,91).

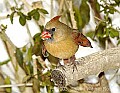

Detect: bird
41,16,92,66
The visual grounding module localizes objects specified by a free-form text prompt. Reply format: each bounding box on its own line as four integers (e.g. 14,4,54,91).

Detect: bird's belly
44,40,78,59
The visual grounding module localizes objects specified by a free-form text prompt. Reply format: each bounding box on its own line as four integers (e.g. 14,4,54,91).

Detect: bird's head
41,16,71,42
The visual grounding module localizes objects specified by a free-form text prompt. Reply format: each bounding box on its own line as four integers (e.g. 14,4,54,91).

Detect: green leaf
0,59,10,66
10,7,15,11
28,9,37,16
17,12,25,17
115,0,120,5
17,12,26,26
10,12,15,24
19,16,26,26
22,75,32,83
109,28,119,38
79,0,90,28
24,47,32,62
46,86,54,93
95,0,100,13
32,33,44,57
117,39,120,45
109,6,115,14
0,24,7,31
38,8,48,14
33,33,41,41
39,25,44,32
27,47,32,62
15,48,24,68
86,31,95,39
25,63,33,74
73,0,90,30
32,43,41,56
4,77,11,93
104,28,109,37
33,11,40,20
73,6,82,30
26,15,32,20
95,21,106,38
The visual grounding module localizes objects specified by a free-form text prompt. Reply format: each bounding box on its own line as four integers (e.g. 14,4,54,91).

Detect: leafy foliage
4,77,11,93
33,78,40,93
0,59,10,66
9,7,48,26
15,48,24,69
73,0,90,31
18,12,26,26
86,0,120,48
10,12,15,24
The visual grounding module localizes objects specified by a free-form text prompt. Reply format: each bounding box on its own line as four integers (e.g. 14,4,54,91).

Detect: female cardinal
41,16,92,65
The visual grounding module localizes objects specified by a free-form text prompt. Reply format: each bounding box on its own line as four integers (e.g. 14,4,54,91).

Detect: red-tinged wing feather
72,30,93,48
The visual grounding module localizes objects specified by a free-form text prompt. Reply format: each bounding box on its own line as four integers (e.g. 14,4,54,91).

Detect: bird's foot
69,55,79,72
64,55,79,72
71,60,79,72
57,62,66,71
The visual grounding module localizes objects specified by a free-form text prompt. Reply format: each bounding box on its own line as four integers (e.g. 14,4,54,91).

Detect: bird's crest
49,15,61,22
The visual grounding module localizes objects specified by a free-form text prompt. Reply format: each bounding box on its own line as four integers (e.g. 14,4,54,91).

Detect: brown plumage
41,16,92,62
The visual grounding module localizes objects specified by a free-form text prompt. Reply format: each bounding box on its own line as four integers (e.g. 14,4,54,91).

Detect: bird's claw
57,62,66,71
71,60,79,72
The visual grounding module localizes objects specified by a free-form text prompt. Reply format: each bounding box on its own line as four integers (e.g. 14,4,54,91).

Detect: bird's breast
44,38,78,59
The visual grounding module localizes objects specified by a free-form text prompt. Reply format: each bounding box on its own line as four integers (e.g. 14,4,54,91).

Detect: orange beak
41,31,52,40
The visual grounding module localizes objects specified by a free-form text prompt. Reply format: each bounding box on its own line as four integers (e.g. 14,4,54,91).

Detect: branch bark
68,75,110,93
53,46,120,86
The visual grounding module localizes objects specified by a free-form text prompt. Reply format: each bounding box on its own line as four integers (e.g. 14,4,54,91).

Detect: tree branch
68,75,110,93
53,47,120,86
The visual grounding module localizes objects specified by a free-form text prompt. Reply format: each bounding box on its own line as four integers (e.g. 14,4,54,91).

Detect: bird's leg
57,59,66,71
69,55,78,72
56,56,79,72
63,55,78,72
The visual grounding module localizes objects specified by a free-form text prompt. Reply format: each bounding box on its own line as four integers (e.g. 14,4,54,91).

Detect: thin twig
0,31,16,50
37,56,47,69
25,22,34,46
50,0,53,18
105,39,108,49
0,83,33,88
32,55,38,79
94,16,102,21
13,0,18,6
58,0,64,15
68,0,77,29
21,0,32,10
0,32,16,69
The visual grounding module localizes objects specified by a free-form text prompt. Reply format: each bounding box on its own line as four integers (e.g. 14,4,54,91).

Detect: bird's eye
51,28,56,31
81,41,83,44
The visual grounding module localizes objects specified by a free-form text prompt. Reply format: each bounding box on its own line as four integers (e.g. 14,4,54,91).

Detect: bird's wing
72,29,93,48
